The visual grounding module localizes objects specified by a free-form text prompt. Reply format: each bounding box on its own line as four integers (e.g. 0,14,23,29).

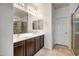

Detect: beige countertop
13,32,44,43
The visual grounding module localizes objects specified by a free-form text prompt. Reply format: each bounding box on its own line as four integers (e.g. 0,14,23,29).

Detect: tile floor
35,44,75,56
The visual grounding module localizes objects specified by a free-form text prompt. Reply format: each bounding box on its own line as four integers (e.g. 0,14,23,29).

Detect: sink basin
19,33,34,38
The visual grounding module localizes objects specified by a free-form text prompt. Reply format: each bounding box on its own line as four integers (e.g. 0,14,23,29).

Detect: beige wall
69,3,79,15
43,4,54,49
0,3,13,56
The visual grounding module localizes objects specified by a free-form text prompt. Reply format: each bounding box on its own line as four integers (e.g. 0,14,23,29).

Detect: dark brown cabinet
35,36,41,52
14,41,25,56
14,35,44,56
25,38,35,56
40,35,44,48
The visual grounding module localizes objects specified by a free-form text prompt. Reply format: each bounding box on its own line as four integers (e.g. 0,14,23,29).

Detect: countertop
13,32,44,43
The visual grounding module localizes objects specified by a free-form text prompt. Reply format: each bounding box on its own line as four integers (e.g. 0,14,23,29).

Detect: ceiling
53,3,69,9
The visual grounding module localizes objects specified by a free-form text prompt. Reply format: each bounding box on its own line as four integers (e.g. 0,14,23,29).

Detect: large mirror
32,20,43,30
13,3,44,34
13,3,28,34
13,16,28,34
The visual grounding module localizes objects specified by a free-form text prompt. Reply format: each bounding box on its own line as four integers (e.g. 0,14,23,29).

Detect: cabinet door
25,38,35,56
35,36,41,53
14,41,25,56
40,35,44,48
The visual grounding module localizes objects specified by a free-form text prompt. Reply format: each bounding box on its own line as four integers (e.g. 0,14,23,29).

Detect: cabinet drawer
14,41,25,47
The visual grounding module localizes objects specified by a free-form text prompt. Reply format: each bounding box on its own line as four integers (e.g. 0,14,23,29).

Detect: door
35,36,41,53
54,17,68,46
14,41,25,56
72,6,79,55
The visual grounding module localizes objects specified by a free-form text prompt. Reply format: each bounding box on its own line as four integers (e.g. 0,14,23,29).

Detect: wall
43,4,54,49
69,3,79,15
0,4,13,56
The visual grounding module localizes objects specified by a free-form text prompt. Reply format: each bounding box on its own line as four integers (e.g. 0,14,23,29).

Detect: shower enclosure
72,6,79,55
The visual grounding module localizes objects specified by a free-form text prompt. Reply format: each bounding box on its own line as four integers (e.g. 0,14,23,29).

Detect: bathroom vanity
13,3,44,56
13,33,44,56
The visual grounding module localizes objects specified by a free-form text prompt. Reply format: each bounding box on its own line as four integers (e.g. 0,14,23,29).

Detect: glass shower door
72,6,79,55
